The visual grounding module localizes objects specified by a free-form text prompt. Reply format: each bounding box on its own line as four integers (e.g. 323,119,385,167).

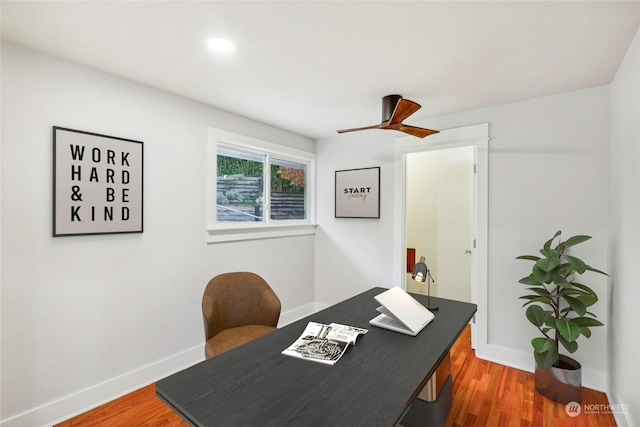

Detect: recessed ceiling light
207,38,234,54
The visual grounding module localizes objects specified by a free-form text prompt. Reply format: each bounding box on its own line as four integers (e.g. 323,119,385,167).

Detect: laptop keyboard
377,315,408,331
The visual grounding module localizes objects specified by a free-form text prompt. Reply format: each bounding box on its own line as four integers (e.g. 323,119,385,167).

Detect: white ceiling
2,1,639,140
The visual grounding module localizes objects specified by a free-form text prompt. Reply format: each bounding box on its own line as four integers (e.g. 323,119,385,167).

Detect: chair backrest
202,272,281,341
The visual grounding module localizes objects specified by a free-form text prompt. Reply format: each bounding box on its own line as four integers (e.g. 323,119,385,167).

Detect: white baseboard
607,390,636,427
475,342,533,373
278,302,327,326
475,342,608,392
1,303,327,427
1,343,204,427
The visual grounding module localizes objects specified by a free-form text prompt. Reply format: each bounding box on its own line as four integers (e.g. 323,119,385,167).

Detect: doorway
392,123,489,351
405,146,474,303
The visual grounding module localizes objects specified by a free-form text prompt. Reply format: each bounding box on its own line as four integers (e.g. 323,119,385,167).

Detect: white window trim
206,128,317,243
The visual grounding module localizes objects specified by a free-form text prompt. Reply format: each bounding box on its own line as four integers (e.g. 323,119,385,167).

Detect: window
269,158,307,221
216,147,265,222
207,128,316,243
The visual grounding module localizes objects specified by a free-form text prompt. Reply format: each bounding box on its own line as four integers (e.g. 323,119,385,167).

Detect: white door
405,146,474,303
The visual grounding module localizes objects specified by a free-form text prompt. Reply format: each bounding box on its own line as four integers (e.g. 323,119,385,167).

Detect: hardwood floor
57,326,616,427
54,383,184,427
443,326,616,427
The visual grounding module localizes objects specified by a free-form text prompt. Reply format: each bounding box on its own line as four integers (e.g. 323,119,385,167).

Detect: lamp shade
412,256,428,283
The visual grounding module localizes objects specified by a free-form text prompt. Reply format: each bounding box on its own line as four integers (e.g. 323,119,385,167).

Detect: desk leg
400,351,452,427
400,374,453,427
435,352,451,398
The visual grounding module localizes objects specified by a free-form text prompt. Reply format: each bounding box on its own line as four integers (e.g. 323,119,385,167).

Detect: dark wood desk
156,287,476,426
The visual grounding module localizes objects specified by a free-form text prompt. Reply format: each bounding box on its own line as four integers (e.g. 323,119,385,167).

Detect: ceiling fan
337,95,439,138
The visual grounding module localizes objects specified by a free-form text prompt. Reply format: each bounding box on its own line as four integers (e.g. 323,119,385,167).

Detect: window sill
206,223,317,243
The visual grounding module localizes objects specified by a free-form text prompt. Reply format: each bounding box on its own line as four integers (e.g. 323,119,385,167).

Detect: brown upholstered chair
202,272,281,359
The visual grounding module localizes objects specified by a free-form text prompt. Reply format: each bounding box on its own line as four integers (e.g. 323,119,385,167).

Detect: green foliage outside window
218,155,303,193
217,155,263,177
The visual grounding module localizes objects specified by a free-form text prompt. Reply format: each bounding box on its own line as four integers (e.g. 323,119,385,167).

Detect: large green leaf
532,265,554,284
559,335,579,353
580,327,592,338
557,289,585,298
571,283,599,306
571,317,604,328
556,319,581,342
536,257,560,272
547,248,560,258
576,293,598,307
532,337,555,353
564,235,592,248
543,231,562,252
516,255,541,261
586,265,609,276
566,255,587,274
519,275,543,286
544,313,558,328
563,295,587,316
526,305,545,326
527,287,552,297
522,296,553,307
572,282,596,295
534,345,558,369
552,274,573,287
559,263,576,277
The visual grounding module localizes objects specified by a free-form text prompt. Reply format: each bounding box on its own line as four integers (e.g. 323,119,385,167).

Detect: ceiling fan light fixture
207,38,235,53
381,94,402,122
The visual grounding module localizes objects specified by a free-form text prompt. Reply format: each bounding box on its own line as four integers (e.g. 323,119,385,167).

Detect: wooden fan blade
389,99,421,125
396,124,439,139
337,97,436,138
337,123,383,134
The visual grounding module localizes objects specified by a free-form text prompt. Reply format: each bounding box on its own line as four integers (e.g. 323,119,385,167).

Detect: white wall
316,86,612,390
610,28,640,427
314,131,397,304
0,42,316,426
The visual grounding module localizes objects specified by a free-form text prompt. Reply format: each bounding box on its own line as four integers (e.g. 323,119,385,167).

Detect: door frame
393,123,489,349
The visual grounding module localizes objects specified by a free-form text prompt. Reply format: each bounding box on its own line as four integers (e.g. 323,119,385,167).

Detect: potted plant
516,230,608,403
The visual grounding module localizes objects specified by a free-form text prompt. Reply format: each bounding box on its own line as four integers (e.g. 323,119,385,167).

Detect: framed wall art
335,166,380,218
53,126,143,236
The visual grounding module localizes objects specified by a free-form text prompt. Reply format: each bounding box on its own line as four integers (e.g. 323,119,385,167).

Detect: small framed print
335,166,380,218
53,126,143,236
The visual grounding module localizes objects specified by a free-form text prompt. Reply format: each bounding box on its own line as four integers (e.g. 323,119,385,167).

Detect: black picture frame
53,126,143,236
335,166,380,218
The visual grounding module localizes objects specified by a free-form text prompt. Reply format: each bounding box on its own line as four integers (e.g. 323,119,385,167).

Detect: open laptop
369,286,435,336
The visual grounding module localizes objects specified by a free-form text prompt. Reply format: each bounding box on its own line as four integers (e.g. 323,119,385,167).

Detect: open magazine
281,322,368,365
